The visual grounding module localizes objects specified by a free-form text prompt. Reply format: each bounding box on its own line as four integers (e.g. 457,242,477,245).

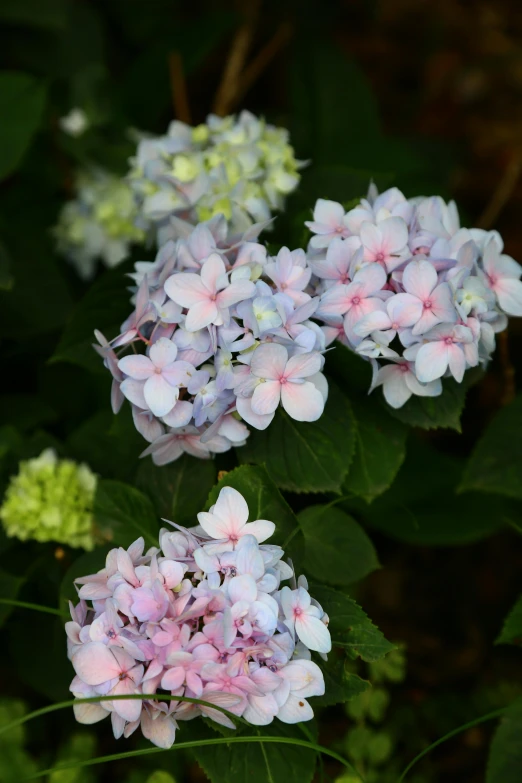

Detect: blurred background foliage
1,1,522,781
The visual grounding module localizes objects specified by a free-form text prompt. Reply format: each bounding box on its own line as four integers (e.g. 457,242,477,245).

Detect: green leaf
460,395,522,499
313,653,370,708
298,505,379,586
67,409,144,482
0,568,25,627
349,438,507,545
311,584,394,662
51,260,134,374
496,594,522,646
387,376,470,432
94,479,160,549
206,465,299,548
343,399,407,501
238,384,356,493
136,454,216,526
0,72,47,181
190,720,317,783
486,698,522,783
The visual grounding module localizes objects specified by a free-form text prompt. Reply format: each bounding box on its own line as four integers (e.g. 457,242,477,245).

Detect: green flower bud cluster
54,168,146,280
0,449,97,550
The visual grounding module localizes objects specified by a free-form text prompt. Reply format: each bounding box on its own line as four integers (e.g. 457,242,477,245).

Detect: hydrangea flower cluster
95,215,328,464
66,487,330,748
307,187,522,408
55,169,146,279
129,110,303,247
0,449,97,550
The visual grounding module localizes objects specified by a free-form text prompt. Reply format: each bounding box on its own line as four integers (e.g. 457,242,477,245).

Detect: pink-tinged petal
281,380,325,422
242,694,279,726
199,692,242,729
200,253,226,292
277,694,314,724
229,574,257,604
403,259,437,300
312,198,345,228
140,710,176,749
213,486,249,530
217,279,256,309
73,702,109,725
447,344,466,383
411,308,443,336
379,216,408,252
112,677,142,723
242,519,276,543
144,374,179,417
161,667,186,691
415,342,449,383
387,293,423,327
120,378,147,408
149,337,178,368
197,511,230,539
162,360,194,388
378,366,412,409
495,278,522,316
132,406,164,443
360,221,382,255
186,670,203,697
352,261,387,295
118,355,154,381
72,642,120,685
185,300,218,332
251,380,281,415
295,614,331,653
316,284,351,317
344,298,384,344
250,343,288,380
164,272,207,308
236,394,274,430
285,351,323,380
430,283,458,322
162,400,193,427
353,308,390,337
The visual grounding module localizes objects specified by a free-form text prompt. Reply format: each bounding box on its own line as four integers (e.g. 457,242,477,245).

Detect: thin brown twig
212,0,262,117
233,22,293,108
477,154,521,230
477,152,521,406
168,51,192,124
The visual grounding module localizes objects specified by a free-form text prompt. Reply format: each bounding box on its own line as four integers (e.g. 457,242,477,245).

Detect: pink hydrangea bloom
66,486,330,749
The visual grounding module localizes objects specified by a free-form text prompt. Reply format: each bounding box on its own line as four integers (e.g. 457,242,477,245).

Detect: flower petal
149,337,178,369
295,614,331,653
250,343,288,380
72,642,121,686
118,355,154,381
164,272,207,308
251,380,281,415
281,381,324,421
144,374,179,417
415,342,449,383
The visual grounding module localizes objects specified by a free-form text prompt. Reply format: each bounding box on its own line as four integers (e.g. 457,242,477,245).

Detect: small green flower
0,449,97,550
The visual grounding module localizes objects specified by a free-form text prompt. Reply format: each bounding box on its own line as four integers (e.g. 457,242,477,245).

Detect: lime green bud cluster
130,110,304,239
0,449,97,550
54,168,146,279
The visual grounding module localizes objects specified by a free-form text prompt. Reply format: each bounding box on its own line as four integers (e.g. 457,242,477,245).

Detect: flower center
423,300,432,309
351,296,361,306
294,607,303,617
444,336,453,345
375,252,385,263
